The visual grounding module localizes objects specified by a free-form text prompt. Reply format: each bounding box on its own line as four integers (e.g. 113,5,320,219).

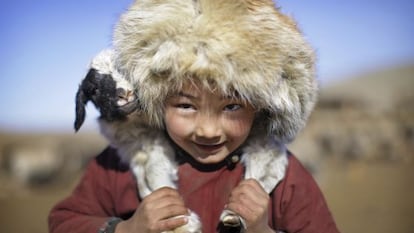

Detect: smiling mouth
194,142,225,152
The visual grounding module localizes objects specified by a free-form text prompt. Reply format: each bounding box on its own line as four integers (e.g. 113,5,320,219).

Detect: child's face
164,83,256,164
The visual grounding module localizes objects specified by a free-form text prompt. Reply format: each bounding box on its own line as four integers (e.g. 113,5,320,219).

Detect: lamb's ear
74,86,87,132
74,68,100,132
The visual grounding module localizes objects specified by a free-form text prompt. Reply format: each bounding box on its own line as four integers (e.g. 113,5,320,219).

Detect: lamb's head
74,49,139,131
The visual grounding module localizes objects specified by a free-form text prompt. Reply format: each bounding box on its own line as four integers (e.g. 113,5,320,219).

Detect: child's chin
194,153,229,164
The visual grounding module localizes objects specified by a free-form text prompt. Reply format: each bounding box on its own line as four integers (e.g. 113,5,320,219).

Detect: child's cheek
171,118,193,137
164,111,193,139
223,117,255,139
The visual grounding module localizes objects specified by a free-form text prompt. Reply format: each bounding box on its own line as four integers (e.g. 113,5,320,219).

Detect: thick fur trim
113,0,317,142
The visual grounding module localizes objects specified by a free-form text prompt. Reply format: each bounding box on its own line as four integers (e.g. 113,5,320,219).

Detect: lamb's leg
242,138,288,193
143,141,178,191
218,137,288,232
130,145,202,233
130,151,153,197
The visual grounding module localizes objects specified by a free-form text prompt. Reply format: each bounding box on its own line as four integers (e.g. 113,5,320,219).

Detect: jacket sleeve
48,147,126,233
272,154,340,233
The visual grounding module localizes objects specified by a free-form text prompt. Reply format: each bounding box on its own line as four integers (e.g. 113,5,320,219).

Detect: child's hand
227,179,274,233
116,187,189,233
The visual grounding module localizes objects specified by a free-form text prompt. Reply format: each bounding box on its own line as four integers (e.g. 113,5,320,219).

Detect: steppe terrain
0,64,413,233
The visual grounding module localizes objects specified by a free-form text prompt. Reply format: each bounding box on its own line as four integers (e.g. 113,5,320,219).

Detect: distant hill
290,63,414,169
319,64,414,112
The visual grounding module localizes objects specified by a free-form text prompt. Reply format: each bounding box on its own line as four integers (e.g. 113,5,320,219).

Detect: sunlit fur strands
113,0,317,143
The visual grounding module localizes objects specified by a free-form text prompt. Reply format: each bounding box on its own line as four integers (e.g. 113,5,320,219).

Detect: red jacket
48,147,339,233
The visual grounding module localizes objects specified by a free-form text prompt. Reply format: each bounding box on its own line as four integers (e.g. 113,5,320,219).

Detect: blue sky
0,0,413,132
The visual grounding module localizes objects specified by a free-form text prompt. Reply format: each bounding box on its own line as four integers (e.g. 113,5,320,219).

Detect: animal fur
74,0,317,232
113,0,317,143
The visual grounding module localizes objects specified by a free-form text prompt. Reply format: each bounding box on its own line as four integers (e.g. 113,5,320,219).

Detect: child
49,0,339,232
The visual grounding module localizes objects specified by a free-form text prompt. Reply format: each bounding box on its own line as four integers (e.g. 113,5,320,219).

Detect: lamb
74,49,288,233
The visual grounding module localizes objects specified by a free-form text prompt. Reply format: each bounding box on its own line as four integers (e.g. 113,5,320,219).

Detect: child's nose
195,115,221,139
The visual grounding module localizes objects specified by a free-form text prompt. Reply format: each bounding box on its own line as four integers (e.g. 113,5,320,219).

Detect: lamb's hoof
221,210,244,227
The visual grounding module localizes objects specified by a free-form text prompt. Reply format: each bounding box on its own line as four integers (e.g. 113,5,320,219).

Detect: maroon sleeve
272,154,340,233
48,147,132,233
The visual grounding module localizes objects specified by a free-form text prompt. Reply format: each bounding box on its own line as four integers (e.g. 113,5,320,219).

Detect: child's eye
176,103,195,110
224,104,242,111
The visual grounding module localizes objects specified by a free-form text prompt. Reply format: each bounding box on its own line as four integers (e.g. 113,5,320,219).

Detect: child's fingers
230,179,269,207
144,187,183,202
136,186,189,230
227,179,270,226
238,179,267,196
142,187,185,211
141,197,188,222
156,203,189,220
143,195,186,212
156,215,189,232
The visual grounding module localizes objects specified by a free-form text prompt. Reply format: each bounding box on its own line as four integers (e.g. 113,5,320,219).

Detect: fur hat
113,0,317,143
